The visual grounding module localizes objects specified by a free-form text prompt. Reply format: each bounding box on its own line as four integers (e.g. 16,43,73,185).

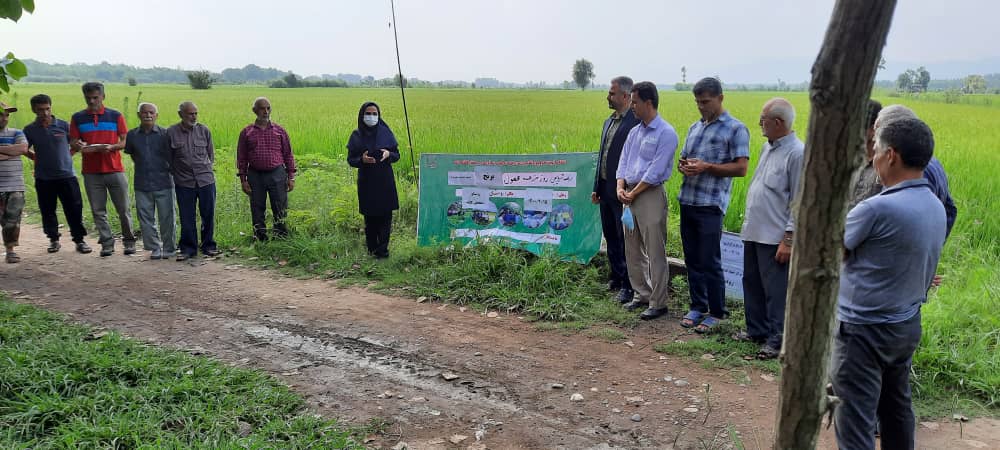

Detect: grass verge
0,296,362,449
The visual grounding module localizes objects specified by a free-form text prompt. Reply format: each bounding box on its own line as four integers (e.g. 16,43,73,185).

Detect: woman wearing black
347,101,400,258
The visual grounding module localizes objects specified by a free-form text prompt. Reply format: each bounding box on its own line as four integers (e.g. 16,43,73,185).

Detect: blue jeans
832,314,921,450
135,188,176,254
175,184,216,256
680,204,727,318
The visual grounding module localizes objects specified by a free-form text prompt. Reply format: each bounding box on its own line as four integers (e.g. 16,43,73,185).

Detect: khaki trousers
623,185,669,309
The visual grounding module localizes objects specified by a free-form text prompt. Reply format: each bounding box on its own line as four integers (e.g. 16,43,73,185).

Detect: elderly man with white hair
871,104,957,237
236,97,296,242
734,98,805,359
124,102,175,260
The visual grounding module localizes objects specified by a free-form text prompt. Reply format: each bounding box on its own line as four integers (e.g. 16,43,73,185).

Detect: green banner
417,152,601,263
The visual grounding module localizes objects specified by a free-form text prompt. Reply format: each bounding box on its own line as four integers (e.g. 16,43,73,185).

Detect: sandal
680,310,706,328
5,252,20,263
694,316,723,334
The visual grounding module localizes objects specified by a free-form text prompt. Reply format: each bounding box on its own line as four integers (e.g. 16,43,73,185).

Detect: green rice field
3,83,998,412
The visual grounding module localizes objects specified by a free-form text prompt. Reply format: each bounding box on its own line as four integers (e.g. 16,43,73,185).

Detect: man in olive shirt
125,102,175,260
167,101,219,261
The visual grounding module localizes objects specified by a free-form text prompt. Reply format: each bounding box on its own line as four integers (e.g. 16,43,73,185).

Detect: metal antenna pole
390,0,417,181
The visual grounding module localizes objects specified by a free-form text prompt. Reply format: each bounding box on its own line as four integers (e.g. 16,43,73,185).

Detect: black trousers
742,241,789,349
247,167,289,240
597,178,631,291
364,213,392,258
35,177,88,243
832,314,921,450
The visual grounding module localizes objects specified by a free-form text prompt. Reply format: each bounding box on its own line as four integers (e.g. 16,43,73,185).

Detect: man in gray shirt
831,117,945,450
125,102,175,260
167,101,219,261
0,102,29,263
735,98,804,359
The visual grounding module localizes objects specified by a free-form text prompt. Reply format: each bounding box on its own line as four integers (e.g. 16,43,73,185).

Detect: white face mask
363,114,379,127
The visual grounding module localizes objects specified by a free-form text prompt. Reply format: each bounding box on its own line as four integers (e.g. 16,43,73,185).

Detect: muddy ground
2,226,997,449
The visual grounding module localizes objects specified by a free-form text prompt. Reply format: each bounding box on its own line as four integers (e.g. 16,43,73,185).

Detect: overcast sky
3,0,997,84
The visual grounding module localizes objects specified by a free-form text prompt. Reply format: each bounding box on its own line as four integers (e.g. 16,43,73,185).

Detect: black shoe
123,243,136,255
757,344,781,360
176,253,193,261
202,248,222,257
100,247,114,257
623,300,648,311
75,242,93,254
640,307,669,320
616,289,634,304
47,240,61,253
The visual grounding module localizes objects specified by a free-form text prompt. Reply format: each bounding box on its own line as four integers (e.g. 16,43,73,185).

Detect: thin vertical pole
390,0,417,181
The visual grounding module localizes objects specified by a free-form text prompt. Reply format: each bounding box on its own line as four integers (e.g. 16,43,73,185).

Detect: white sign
462,188,493,211
454,189,569,200
720,231,745,300
502,172,577,187
524,188,554,212
473,166,503,187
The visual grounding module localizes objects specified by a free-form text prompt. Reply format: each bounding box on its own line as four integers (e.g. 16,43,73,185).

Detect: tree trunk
774,1,897,449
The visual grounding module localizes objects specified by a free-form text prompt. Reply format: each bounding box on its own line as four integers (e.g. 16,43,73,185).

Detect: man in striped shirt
69,82,136,257
0,102,29,263
236,97,296,241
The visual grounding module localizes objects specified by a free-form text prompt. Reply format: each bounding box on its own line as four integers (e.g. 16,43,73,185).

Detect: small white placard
524,189,553,212
462,187,493,211
473,166,503,187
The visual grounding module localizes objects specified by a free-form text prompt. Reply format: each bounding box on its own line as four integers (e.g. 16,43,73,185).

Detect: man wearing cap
0,102,30,263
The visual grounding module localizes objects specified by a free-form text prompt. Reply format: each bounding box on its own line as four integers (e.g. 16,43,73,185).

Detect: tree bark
773,1,897,449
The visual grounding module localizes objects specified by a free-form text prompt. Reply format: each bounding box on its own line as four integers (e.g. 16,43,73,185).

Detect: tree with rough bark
774,0,897,449
572,59,594,91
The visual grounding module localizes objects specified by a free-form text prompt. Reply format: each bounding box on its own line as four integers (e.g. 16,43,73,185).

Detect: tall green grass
4,83,997,412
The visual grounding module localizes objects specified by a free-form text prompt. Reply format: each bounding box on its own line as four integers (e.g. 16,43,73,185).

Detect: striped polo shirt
0,127,27,192
69,106,128,174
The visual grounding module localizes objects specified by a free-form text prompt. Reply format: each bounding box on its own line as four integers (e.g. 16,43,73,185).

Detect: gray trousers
623,185,669,309
83,172,135,247
831,313,921,450
135,188,176,253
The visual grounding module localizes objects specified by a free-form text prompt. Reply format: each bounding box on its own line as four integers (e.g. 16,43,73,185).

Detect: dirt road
2,226,996,449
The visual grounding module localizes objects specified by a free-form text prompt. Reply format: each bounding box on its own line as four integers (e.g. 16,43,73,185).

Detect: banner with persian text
416,152,601,263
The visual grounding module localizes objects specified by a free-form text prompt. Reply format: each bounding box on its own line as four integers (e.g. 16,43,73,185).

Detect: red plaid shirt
236,122,296,180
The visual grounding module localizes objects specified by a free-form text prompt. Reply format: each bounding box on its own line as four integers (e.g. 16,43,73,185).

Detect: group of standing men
593,76,762,328
0,82,296,263
593,76,955,449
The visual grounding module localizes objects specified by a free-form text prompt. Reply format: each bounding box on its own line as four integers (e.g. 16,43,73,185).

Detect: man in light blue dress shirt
614,81,678,320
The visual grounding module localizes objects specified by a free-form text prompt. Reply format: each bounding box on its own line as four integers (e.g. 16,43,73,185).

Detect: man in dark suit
591,76,640,303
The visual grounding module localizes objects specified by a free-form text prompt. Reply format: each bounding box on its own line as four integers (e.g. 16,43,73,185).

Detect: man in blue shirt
124,102,175,260
832,117,945,450
676,78,750,332
23,95,92,254
614,81,679,320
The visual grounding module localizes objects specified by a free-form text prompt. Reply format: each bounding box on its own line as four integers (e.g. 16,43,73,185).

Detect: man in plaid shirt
676,78,750,334
236,97,296,241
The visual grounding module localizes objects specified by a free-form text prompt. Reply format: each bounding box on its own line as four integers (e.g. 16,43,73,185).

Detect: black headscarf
349,101,398,156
